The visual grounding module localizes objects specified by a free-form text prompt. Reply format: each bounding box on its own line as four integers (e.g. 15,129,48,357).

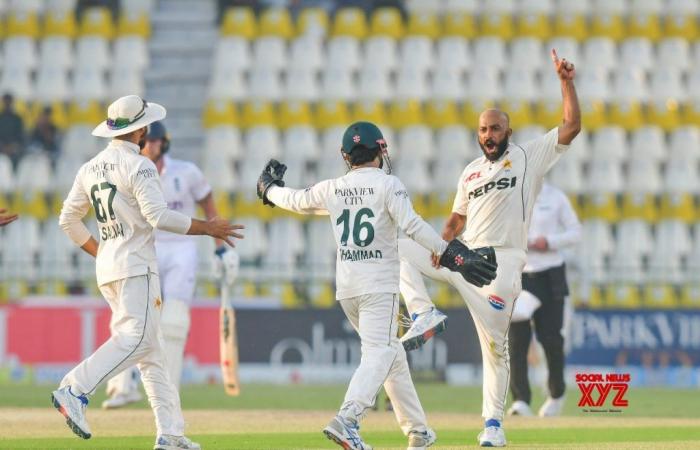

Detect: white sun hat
92,95,166,138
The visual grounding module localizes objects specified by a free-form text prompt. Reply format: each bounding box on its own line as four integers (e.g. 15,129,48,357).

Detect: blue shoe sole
51,393,91,440
402,317,448,351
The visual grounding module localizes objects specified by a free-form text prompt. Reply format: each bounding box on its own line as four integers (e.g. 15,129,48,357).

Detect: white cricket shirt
524,183,582,273
154,155,212,242
266,167,448,300
452,127,569,252
59,140,192,286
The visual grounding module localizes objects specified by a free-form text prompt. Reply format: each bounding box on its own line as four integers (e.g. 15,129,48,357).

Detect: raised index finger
551,48,559,64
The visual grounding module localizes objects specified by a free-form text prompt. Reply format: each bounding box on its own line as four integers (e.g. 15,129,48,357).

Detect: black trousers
509,264,568,404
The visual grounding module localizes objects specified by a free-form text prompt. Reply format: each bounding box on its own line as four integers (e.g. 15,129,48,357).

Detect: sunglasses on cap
106,98,147,130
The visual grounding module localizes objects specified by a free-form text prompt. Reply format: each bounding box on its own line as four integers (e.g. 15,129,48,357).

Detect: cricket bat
219,282,240,396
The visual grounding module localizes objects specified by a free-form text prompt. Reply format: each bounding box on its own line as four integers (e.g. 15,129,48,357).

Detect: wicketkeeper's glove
439,239,498,287
257,159,287,207
214,246,240,286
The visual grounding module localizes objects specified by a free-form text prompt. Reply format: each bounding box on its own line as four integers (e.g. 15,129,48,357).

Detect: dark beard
479,137,509,162
138,136,147,150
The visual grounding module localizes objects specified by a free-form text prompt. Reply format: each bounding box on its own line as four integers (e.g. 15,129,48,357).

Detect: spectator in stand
0,93,25,166
30,106,60,161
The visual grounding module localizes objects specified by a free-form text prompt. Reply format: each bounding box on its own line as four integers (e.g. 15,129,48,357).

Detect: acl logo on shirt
468,177,517,200
488,294,505,310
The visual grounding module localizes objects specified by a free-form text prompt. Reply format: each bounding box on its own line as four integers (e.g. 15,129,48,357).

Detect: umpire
507,182,581,417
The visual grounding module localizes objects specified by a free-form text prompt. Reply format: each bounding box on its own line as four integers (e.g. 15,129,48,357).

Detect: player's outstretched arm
187,217,244,248
0,208,18,227
552,48,581,145
258,159,329,214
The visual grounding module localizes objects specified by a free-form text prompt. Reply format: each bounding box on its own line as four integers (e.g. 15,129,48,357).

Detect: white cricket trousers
398,238,525,421
339,293,429,435
60,273,185,436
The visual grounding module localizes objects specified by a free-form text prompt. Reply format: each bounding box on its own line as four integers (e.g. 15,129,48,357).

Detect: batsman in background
257,122,497,450
398,50,580,447
55,95,244,449
102,121,240,409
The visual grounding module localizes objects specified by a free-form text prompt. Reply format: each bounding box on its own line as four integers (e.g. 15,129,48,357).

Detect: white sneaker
408,428,437,449
101,390,143,409
507,400,534,416
323,415,372,450
400,308,448,351
478,426,507,447
51,386,92,439
539,395,565,417
154,434,201,450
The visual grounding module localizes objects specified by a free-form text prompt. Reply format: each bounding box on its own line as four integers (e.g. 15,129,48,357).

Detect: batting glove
214,246,240,286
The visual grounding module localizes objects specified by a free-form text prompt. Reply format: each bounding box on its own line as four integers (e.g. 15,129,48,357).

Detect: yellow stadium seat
38,280,68,296
534,101,564,129
50,193,63,216
7,11,40,38
314,100,350,129
424,100,460,128
352,100,387,126
664,14,698,40
241,100,276,129
609,101,645,131
117,10,151,38
221,7,257,38
621,193,658,222
580,100,607,132
259,8,294,39
278,101,313,129
647,99,681,132
628,13,661,41
553,13,588,41
276,282,304,308
30,101,68,130
479,13,515,40
332,8,368,39
213,190,235,217
13,192,50,221
660,193,695,223
590,13,626,41
516,13,551,40
406,12,440,38
642,283,678,309
67,100,103,125
309,281,335,308
443,12,477,38
568,193,584,219
79,7,115,38
412,194,431,218
583,193,620,222
605,283,641,309
462,100,497,128
680,283,700,308
44,11,77,38
369,7,404,39
388,100,423,129
681,101,700,126
500,101,535,130
296,8,329,37
202,99,239,128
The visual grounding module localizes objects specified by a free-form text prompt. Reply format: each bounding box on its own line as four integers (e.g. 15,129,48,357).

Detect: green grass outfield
1,383,699,449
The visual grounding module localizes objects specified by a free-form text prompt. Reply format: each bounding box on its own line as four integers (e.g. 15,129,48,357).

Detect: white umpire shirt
523,182,582,273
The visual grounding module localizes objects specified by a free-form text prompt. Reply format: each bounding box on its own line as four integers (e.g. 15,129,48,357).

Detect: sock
485,418,501,428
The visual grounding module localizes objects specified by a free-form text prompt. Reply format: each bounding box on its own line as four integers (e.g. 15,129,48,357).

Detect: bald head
477,108,512,162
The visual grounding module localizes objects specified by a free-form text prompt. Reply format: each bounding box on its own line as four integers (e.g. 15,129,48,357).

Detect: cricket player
398,50,580,447
0,208,17,226
54,95,244,450
256,122,498,450
101,121,240,409
507,182,581,417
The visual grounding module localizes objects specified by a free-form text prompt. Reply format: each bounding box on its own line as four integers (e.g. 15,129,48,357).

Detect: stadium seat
282,126,319,163
259,7,294,39
283,68,319,103
473,37,507,72
623,158,661,221
252,36,287,71
120,0,154,13
44,9,77,37
435,125,476,162
288,36,323,72
649,220,691,284
517,0,553,39
509,37,545,73
314,101,350,130
326,36,361,73
213,37,251,73
605,283,642,308
203,126,243,164
648,67,683,131
582,37,617,72
332,8,368,39
357,66,393,102
406,11,440,39
202,99,239,128
34,66,70,102
4,36,38,71
396,125,433,162
9,0,43,13
39,36,74,70
627,0,662,41
67,100,102,125
547,157,583,197
443,10,477,39
619,38,654,71
0,154,15,194
660,158,698,222
277,100,313,129
6,10,40,38
317,151,349,179
630,126,667,162
76,36,111,73
657,38,691,72
577,220,614,283
263,219,305,276
0,66,33,100
610,69,648,130
436,37,471,73
220,7,257,38
553,0,589,41
388,100,423,129
306,219,336,279
669,127,700,164
399,36,434,74
590,0,627,41
424,100,461,128
394,158,431,194
430,69,465,102
234,217,268,261
320,66,355,101
208,69,246,101
248,66,282,102
642,283,678,308
395,66,429,101
296,8,329,38
480,0,515,41
664,0,699,40
364,36,398,72
369,7,404,39
547,37,580,66
591,126,628,162
504,69,538,102
585,159,623,222
110,66,145,98
114,36,149,71
117,9,151,38
465,68,502,103
681,283,700,308
71,66,107,102
2,217,40,286
79,7,114,38
39,219,77,292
